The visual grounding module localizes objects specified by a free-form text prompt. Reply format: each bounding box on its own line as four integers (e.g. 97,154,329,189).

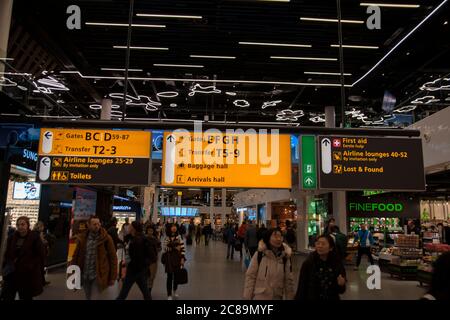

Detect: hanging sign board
36,129,152,185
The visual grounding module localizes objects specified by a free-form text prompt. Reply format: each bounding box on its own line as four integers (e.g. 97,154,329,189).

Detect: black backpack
285,229,296,244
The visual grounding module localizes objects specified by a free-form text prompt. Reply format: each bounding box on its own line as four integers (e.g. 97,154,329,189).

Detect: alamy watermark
168,122,281,176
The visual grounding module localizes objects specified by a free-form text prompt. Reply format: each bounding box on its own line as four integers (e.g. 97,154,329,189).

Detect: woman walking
162,224,186,300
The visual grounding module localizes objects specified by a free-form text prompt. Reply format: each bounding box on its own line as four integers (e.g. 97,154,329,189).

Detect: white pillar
333,191,347,234
265,202,272,227
325,105,347,235
325,106,336,128
101,98,112,120
143,186,152,223
0,0,13,74
210,188,214,228
152,186,159,224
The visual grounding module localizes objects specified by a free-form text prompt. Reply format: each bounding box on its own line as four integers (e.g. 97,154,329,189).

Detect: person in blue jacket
354,224,374,270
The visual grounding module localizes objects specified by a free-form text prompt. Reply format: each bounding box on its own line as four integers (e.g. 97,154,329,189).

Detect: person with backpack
354,223,374,270
225,224,237,260
145,224,161,296
179,223,187,240
295,235,346,300
203,223,213,246
116,221,153,300
330,226,348,262
162,224,186,300
245,221,259,258
243,228,295,300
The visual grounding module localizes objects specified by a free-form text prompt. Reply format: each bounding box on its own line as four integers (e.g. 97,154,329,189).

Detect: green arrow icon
305,177,314,186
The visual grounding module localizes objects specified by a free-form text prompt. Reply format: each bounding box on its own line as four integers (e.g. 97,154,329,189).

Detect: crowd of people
1,216,449,301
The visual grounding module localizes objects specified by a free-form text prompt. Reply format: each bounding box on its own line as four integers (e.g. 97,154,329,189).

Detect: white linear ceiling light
352,0,448,87
136,14,203,19
300,17,364,24
58,71,352,87
239,42,311,48
304,71,352,76
0,72,32,76
271,56,337,61
154,64,204,68
86,22,165,28
360,3,420,8
101,68,143,72
225,92,237,96
330,44,379,49
190,55,236,59
114,46,169,50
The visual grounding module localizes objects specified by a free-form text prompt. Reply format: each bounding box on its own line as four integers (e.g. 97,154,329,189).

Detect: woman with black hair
295,235,346,301
243,228,295,300
422,251,450,300
162,223,186,300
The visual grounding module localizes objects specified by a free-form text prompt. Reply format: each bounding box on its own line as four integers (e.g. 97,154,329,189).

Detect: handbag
2,262,15,277
244,250,251,269
174,267,188,285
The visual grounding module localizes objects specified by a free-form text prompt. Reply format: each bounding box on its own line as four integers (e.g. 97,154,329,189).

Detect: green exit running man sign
300,135,317,190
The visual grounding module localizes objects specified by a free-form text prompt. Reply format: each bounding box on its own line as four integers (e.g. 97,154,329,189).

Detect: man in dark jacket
245,221,258,258
71,216,118,300
116,221,153,300
203,223,213,246
145,225,160,295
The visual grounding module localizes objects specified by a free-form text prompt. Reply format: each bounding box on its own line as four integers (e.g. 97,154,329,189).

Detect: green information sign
301,135,317,189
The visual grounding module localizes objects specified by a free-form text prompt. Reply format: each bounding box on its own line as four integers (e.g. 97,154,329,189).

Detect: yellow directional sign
39,129,151,158
162,131,291,188
37,129,152,185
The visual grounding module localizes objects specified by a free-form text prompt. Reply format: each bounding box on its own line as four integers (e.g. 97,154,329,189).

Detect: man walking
71,216,118,300
354,224,374,270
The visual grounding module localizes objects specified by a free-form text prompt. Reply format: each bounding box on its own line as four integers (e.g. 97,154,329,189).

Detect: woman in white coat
243,228,295,300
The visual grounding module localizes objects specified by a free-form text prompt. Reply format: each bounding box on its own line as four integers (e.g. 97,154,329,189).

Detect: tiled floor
36,239,427,300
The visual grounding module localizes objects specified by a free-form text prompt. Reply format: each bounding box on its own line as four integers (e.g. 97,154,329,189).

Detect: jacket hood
257,239,292,257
